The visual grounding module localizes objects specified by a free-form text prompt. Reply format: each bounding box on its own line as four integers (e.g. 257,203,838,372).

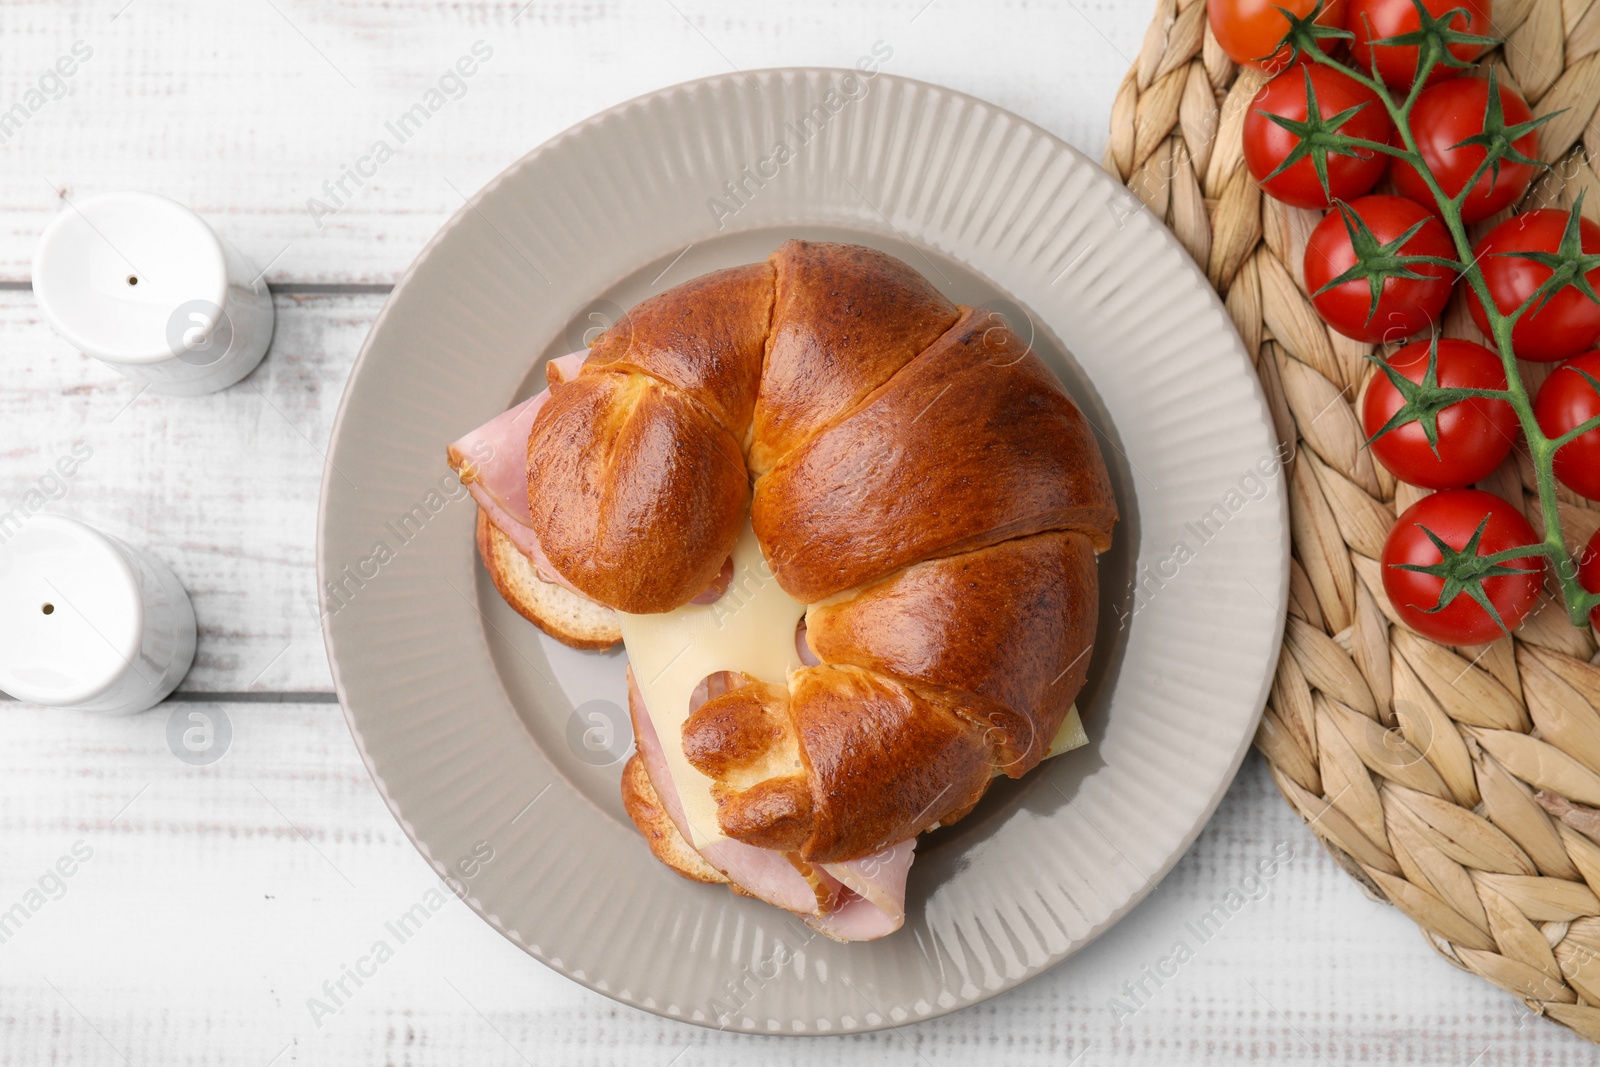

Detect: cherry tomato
1391,76,1540,223
1304,195,1457,343
1467,210,1600,362
1534,351,1600,499
1209,0,1350,72
1579,529,1600,628
1382,489,1544,644
1244,65,1393,209
1347,0,1493,89
1363,339,1517,489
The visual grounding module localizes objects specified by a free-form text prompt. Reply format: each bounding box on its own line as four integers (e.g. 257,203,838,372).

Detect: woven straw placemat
1105,0,1600,1042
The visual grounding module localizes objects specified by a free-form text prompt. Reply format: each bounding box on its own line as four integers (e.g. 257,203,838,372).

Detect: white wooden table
2,1,1594,1062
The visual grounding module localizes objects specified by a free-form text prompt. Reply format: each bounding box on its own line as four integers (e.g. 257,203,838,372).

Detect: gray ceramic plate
318,68,1289,1034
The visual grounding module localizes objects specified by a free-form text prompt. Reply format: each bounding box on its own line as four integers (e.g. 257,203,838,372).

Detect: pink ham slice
823,840,916,924
805,888,905,940
447,352,589,592
627,668,913,940
629,670,820,913
691,557,734,606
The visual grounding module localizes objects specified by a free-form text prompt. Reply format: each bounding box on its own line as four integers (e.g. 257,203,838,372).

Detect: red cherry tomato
1579,529,1600,628
1363,339,1517,489
1304,195,1457,343
1381,489,1544,644
1244,65,1393,209
1209,0,1350,72
1534,351,1600,499
1467,210,1600,362
1347,0,1493,89
1391,76,1540,224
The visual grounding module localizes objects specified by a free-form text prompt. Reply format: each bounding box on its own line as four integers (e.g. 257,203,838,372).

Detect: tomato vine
1272,1,1600,628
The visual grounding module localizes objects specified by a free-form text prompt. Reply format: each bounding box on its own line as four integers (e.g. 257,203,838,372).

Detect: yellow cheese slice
1047,704,1088,758
618,523,804,847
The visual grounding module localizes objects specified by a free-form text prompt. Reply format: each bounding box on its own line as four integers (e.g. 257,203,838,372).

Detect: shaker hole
41,603,55,615
126,275,138,286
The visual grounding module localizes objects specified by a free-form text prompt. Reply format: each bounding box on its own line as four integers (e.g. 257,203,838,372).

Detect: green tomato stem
1302,37,1600,630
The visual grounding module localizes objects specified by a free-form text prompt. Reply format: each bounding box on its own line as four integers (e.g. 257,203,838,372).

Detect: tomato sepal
1494,194,1600,322
1256,66,1387,200
1447,66,1554,198
1387,515,1546,635
1365,0,1501,89
1549,365,1600,450
1266,1,1355,68
1313,198,1461,326
1362,335,1509,458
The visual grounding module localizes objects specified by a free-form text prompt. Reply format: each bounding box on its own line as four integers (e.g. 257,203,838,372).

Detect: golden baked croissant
448,240,1116,939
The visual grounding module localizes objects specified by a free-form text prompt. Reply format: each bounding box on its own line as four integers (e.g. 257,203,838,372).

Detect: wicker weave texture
1106,0,1600,1042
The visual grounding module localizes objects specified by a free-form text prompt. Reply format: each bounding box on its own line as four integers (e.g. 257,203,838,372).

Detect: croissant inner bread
448,240,1116,940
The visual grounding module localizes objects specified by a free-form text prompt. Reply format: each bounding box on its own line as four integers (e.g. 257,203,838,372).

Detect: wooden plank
0,290,377,693
0,0,1140,283
0,715,1591,1062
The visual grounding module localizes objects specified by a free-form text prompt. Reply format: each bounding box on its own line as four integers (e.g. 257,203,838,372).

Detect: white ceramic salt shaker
0,515,196,714
32,191,274,395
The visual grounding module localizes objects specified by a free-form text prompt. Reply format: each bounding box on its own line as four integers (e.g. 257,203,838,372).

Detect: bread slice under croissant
524,241,1116,869
474,509,619,650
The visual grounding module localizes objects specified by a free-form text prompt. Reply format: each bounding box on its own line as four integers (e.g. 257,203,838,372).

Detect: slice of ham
805,890,905,940
823,839,916,924
690,556,735,605
447,352,589,593
629,668,820,914
627,667,913,939
795,617,822,666
449,394,552,550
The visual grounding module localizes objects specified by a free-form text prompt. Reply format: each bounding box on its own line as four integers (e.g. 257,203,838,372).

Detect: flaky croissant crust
528,241,1117,863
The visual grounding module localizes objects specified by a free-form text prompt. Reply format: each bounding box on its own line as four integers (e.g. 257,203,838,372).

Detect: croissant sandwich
447,241,1116,940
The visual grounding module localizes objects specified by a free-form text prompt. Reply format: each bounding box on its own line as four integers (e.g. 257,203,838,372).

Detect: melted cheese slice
1046,704,1088,758
618,523,805,847
618,521,1089,848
